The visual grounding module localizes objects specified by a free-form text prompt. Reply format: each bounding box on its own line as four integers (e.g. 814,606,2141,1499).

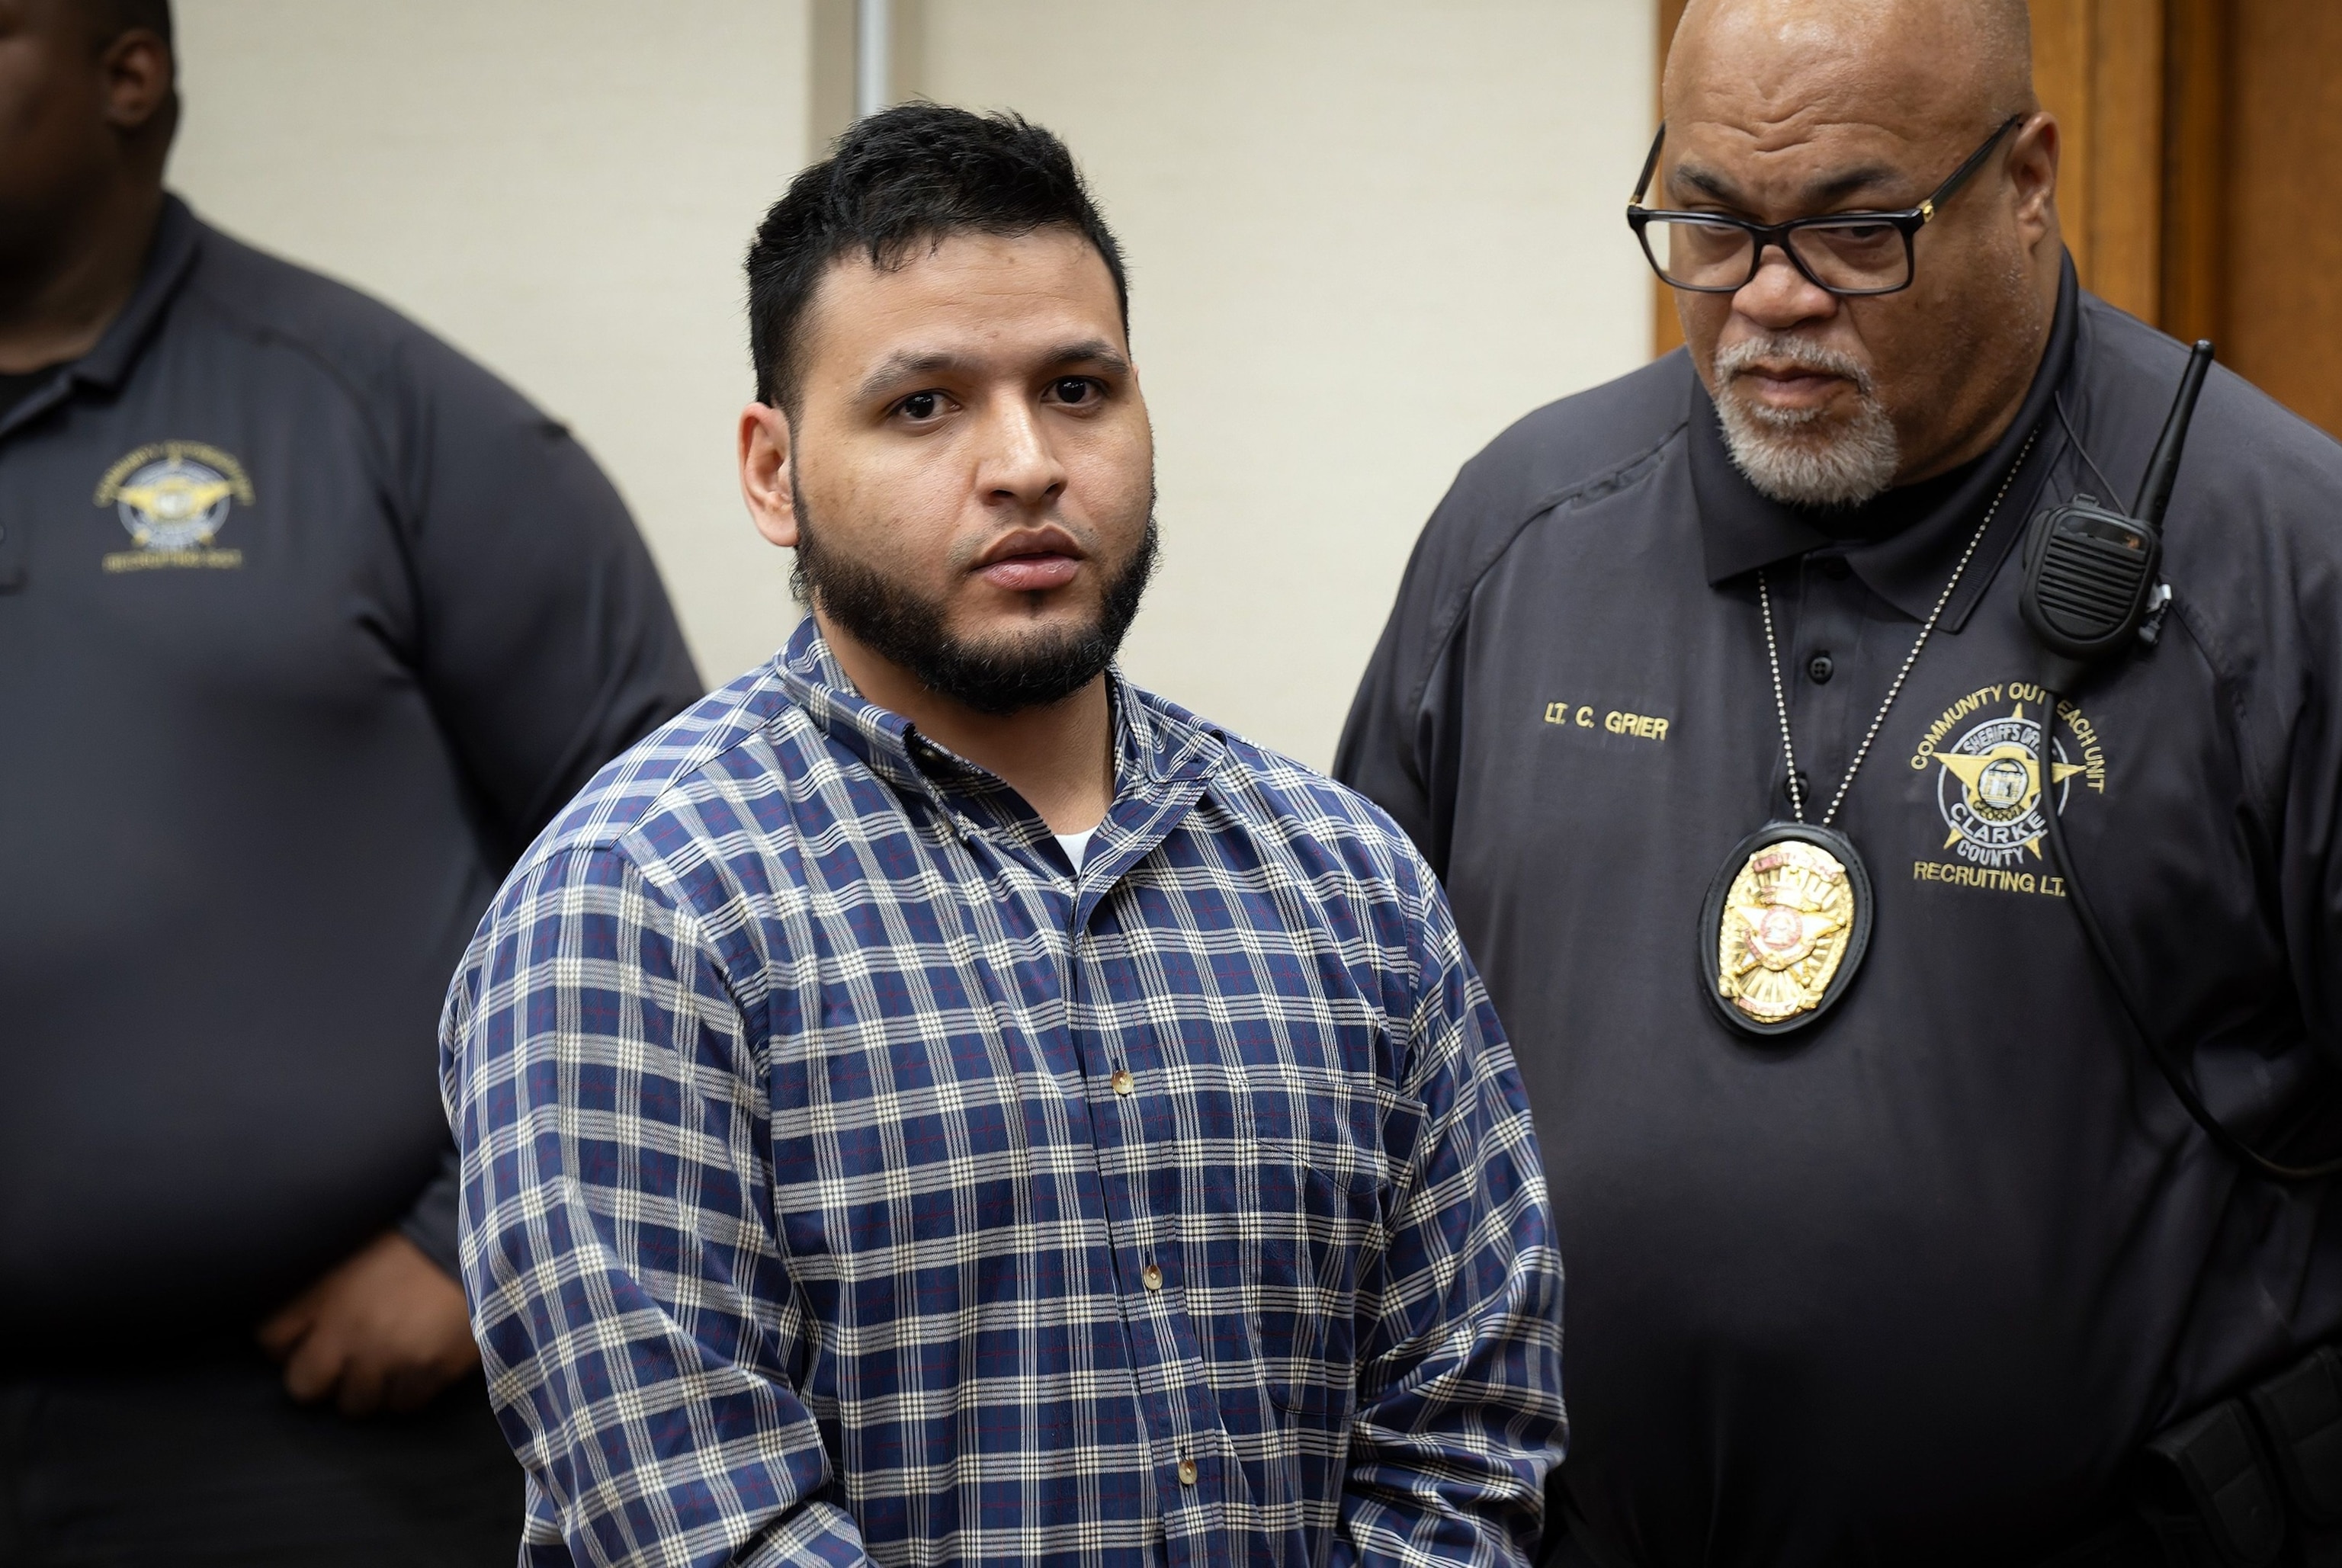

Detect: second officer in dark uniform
0,4,701,1563
1339,0,2342,1562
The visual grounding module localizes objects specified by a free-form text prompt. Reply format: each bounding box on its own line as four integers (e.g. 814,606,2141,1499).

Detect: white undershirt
1054,829,1097,870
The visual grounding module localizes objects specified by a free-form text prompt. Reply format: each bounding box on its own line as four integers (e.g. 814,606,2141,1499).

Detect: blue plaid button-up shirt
441,620,1564,1568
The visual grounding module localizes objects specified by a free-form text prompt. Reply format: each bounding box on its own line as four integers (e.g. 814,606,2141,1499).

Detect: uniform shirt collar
0,194,201,443
67,193,200,396
1691,252,2081,630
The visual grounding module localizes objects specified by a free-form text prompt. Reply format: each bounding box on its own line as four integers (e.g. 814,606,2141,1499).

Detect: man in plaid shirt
441,104,1563,1568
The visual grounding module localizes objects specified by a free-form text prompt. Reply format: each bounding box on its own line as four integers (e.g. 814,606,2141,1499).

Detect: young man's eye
898,391,944,420
1050,377,1101,406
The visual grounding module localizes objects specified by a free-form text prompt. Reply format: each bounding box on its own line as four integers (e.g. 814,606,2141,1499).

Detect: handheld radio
2019,341,2342,1182
2019,338,2212,692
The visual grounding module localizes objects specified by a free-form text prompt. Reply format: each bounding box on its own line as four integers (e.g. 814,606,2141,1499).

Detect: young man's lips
977,553,1081,592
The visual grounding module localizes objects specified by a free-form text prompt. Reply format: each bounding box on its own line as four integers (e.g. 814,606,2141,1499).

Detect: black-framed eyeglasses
1626,114,2023,297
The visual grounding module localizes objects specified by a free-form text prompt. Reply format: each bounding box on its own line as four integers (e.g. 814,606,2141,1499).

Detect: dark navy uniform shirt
0,197,702,1348
1336,263,2342,1564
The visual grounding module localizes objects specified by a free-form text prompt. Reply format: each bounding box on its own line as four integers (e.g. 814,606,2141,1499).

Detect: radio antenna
2133,340,2215,532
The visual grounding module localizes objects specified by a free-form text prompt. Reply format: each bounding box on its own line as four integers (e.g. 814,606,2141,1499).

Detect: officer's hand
257,1230,479,1416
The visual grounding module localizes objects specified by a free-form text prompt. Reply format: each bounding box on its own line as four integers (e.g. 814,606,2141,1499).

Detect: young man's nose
977,398,1068,505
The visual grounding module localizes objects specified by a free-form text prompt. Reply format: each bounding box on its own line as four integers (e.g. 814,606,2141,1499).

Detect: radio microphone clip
2020,338,2214,692
2010,338,2338,1182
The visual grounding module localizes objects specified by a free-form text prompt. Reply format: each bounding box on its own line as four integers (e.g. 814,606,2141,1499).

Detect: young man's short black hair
746,102,1129,415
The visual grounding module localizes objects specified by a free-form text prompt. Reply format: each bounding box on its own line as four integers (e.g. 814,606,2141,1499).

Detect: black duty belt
2034,1345,2342,1568
2119,1345,2342,1568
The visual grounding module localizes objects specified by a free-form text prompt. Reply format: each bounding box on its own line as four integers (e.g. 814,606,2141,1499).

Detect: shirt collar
0,194,201,443
769,615,1224,827
71,193,201,395
1691,252,2081,630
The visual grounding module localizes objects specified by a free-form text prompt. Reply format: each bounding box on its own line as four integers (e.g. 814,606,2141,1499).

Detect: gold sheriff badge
1705,828,1871,1032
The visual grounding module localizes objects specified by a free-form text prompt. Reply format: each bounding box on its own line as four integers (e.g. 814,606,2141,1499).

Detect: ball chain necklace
1700,429,2039,1035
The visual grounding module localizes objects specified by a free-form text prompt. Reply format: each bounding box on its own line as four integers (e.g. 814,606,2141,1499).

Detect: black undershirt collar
1690,252,2081,630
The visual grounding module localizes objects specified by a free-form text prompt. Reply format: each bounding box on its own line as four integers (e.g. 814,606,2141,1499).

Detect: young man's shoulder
1131,684,1437,902
505,660,811,891
492,666,1452,937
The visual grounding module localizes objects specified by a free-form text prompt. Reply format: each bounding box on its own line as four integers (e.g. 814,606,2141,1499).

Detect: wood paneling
2159,0,2225,345
2225,0,2342,437
2031,1,2167,322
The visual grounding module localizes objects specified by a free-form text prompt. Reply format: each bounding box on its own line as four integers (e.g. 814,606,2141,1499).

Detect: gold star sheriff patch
1930,699,2089,866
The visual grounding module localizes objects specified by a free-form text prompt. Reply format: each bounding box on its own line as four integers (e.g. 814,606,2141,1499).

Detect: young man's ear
738,402,799,550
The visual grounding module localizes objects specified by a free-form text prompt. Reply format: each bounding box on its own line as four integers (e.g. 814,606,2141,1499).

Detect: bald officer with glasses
1340,1,2342,1563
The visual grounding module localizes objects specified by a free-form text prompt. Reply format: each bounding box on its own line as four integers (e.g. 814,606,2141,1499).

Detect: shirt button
1177,1457,1198,1486
1807,653,1835,685
1110,1068,1134,1096
1141,1263,1163,1291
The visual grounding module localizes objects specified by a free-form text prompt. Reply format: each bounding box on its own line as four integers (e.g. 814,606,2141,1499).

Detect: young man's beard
791,479,1159,717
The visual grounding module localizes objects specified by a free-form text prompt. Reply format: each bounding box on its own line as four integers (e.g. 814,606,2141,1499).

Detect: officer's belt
2042,1344,2342,1568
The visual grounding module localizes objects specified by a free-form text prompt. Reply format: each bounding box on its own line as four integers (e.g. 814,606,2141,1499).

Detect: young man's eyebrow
856,341,1131,403
855,349,964,404
1047,339,1131,373
1670,161,1901,213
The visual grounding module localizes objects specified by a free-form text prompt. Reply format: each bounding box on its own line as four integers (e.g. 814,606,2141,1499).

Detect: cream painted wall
170,2,1654,768
916,3,1656,767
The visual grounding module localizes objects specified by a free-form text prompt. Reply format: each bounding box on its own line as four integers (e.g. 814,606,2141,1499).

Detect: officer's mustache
1710,332,1900,508
1713,335,1878,427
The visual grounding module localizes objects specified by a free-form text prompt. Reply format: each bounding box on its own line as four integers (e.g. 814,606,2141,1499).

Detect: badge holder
1700,821,1873,1037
